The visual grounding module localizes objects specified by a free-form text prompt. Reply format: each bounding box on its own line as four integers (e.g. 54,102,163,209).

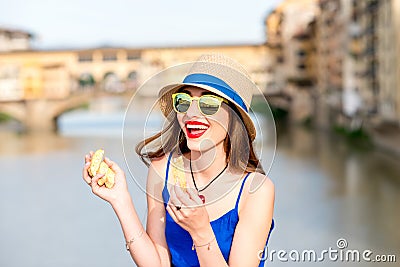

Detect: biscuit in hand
104,168,115,189
172,156,187,191
87,149,115,189
89,149,104,177
97,162,109,186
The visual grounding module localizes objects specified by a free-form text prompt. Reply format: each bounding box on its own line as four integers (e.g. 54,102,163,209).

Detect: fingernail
85,162,90,166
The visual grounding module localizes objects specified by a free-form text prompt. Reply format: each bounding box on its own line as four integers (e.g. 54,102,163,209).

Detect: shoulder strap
162,153,174,206
165,153,173,186
235,172,251,210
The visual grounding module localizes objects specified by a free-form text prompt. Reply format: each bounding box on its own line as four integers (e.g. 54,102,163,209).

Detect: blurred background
0,0,399,266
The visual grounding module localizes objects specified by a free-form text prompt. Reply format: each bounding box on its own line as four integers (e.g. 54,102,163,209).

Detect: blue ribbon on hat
182,73,248,112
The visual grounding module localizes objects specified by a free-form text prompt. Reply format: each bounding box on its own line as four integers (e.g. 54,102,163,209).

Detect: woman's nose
185,100,202,117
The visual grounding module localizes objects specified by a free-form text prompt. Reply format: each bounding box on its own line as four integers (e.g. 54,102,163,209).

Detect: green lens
174,93,191,113
199,96,221,115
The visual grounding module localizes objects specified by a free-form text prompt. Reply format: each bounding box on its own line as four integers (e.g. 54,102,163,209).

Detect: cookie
89,149,104,177
172,156,187,191
104,168,115,189
97,161,109,186
88,149,115,189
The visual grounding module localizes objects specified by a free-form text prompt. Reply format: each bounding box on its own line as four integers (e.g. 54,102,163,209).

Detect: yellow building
0,42,268,102
0,50,74,100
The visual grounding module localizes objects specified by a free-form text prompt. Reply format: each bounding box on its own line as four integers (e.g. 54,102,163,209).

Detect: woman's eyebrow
179,89,218,96
180,89,192,95
201,91,218,96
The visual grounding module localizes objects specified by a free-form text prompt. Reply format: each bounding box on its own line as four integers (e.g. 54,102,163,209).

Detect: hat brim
158,82,256,141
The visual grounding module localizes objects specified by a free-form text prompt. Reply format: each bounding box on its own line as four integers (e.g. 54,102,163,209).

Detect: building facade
265,0,319,122
267,0,400,128
0,41,268,102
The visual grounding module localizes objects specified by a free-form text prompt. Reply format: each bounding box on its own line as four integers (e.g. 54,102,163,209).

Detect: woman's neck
189,142,227,184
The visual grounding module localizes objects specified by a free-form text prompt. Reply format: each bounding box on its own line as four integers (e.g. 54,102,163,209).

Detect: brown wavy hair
135,97,264,174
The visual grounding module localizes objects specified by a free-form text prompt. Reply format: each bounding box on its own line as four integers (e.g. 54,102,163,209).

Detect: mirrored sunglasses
172,92,228,116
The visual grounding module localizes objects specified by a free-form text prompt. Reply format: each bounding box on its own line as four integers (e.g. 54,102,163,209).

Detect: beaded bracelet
192,236,216,251
125,229,144,251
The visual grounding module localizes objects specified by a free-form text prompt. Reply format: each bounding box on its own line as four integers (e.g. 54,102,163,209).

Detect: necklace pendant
199,194,206,204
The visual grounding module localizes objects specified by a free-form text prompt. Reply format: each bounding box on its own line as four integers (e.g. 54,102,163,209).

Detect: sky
0,0,283,49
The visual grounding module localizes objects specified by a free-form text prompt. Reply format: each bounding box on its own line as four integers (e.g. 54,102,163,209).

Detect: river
0,95,398,266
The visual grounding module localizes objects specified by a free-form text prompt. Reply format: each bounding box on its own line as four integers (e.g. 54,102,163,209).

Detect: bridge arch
103,72,124,93
126,71,138,91
78,73,96,90
0,91,93,132
0,102,26,122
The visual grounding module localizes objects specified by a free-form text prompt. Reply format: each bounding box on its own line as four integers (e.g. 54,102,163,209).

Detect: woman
83,54,275,267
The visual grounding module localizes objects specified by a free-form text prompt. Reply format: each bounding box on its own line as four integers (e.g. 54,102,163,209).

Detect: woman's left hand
166,185,211,235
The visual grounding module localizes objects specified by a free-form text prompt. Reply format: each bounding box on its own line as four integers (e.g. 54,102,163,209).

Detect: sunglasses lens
173,93,191,113
199,96,221,115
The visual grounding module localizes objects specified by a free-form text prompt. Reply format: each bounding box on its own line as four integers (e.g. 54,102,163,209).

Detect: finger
174,184,192,206
88,151,94,161
91,172,105,190
104,157,124,176
168,185,181,207
82,161,92,184
187,187,203,205
166,203,182,223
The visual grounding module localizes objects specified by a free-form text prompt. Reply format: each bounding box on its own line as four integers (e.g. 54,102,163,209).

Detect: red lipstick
185,121,210,139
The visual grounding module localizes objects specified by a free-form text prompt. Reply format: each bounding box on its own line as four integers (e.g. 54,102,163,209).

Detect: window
127,51,141,60
103,53,117,61
78,53,93,62
277,56,284,63
297,50,307,57
297,64,307,70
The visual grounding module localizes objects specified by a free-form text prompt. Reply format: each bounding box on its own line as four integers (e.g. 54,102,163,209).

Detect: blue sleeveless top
162,153,274,267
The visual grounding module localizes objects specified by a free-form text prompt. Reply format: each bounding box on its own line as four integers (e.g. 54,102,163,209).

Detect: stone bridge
265,91,292,110
0,91,93,132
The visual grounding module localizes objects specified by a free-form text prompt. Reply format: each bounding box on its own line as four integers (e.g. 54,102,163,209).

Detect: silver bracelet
192,236,216,251
125,229,144,251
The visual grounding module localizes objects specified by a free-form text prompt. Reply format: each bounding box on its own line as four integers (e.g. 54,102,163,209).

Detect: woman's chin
186,141,204,152
186,137,219,152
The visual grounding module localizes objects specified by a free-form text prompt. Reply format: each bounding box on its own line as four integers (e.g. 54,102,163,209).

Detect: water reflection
0,131,72,155
270,124,400,266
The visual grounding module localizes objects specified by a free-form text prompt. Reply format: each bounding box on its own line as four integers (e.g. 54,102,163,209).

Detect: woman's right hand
82,151,130,206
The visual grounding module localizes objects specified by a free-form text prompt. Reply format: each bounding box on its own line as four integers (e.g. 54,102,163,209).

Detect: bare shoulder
249,172,274,195
242,172,275,209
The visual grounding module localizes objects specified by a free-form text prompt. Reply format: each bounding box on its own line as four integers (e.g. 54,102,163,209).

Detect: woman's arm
83,153,171,267
144,158,171,267
228,173,275,267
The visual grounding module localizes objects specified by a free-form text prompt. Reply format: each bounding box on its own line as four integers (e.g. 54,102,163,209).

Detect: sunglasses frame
172,92,228,116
